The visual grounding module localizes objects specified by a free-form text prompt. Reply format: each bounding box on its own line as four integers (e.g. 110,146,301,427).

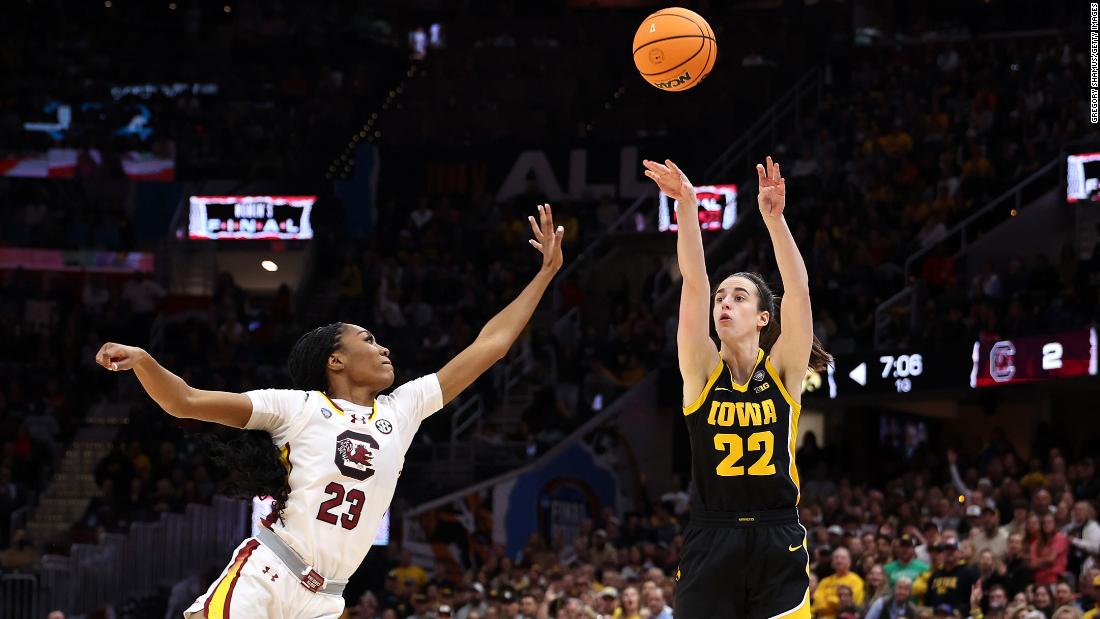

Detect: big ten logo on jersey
706,398,779,479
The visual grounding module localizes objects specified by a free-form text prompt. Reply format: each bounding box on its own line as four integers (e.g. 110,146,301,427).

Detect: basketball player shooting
94,205,564,619
643,157,831,619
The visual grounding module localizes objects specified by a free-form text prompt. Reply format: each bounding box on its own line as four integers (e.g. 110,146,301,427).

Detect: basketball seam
631,12,709,54
697,30,715,85
636,38,712,78
633,34,716,56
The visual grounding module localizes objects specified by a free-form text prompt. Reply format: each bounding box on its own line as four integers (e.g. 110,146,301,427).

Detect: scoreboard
816,328,1097,399
971,328,1098,388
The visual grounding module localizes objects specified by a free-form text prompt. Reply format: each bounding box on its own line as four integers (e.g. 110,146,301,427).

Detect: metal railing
873,158,1061,348
1,574,37,619
29,495,248,618
450,393,485,441
449,343,532,441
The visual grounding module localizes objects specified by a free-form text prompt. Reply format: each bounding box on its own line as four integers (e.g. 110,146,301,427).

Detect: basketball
632,7,716,92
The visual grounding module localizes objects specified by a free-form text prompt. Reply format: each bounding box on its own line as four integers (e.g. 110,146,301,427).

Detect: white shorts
183,537,346,619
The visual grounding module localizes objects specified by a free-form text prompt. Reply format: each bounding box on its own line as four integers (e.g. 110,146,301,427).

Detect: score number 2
1042,343,1063,370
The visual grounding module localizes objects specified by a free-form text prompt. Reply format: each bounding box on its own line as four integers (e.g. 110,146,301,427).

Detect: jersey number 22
713,432,776,477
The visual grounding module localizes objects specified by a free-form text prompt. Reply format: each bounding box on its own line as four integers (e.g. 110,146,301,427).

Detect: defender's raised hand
528,203,565,273
643,159,696,204
757,155,787,218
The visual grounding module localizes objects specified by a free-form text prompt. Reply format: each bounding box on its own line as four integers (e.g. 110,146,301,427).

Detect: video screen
1066,152,1100,203
188,195,315,240
657,184,737,232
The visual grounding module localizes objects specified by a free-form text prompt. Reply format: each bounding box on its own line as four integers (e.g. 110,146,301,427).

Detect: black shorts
675,508,810,619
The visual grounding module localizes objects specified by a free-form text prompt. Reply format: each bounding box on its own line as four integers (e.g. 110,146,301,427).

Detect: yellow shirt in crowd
812,571,865,619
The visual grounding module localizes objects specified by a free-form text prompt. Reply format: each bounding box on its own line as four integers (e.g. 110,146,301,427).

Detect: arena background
1,0,1099,617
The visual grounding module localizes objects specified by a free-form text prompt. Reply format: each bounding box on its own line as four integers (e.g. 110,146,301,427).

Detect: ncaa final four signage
188,195,316,240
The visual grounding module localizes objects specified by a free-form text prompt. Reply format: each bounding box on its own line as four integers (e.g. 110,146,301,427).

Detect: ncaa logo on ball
648,48,665,65
654,70,692,89
375,419,393,435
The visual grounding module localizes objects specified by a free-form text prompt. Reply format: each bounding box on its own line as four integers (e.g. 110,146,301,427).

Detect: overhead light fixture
261,260,278,272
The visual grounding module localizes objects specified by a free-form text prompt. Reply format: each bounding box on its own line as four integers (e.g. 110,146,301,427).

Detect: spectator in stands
643,586,673,619
1032,513,1071,585
889,533,931,587
1034,584,1057,617
815,547,866,619
394,549,430,592
836,584,861,619
926,536,980,613
866,576,919,619
0,527,39,570
1065,501,1100,576
974,506,1011,561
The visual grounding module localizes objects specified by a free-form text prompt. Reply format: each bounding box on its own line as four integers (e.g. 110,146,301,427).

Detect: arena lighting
261,260,278,272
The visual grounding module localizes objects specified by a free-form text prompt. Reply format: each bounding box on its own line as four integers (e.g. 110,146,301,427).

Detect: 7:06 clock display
878,354,923,392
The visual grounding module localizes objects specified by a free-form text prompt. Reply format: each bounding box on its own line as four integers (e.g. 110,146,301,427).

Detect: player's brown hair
726,272,832,373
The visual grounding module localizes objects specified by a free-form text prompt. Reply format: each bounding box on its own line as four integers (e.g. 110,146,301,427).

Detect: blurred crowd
316,436,1100,619
0,266,167,553
1,1,411,181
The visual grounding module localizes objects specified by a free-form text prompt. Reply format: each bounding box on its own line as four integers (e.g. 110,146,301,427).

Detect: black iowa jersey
683,349,802,513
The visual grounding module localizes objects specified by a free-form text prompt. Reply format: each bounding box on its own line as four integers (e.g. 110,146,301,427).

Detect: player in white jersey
95,204,566,619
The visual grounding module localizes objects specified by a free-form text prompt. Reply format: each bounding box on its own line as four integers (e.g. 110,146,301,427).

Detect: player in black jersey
643,157,832,619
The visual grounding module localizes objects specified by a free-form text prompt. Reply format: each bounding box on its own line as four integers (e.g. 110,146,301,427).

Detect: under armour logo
263,566,279,582
350,414,367,424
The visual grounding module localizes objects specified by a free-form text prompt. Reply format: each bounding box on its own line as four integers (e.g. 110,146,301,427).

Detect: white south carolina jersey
244,374,443,580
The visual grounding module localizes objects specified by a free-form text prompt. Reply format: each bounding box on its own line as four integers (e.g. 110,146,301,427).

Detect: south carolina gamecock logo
335,430,379,481
990,340,1016,383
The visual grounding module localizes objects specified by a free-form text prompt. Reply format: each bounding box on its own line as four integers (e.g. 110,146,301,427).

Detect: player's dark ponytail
734,272,832,373
208,323,344,523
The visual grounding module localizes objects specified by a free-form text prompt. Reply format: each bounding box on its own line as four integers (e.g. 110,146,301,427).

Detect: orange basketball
632,7,716,92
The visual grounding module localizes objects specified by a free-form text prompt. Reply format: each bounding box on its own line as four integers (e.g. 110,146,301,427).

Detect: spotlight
261,260,278,272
